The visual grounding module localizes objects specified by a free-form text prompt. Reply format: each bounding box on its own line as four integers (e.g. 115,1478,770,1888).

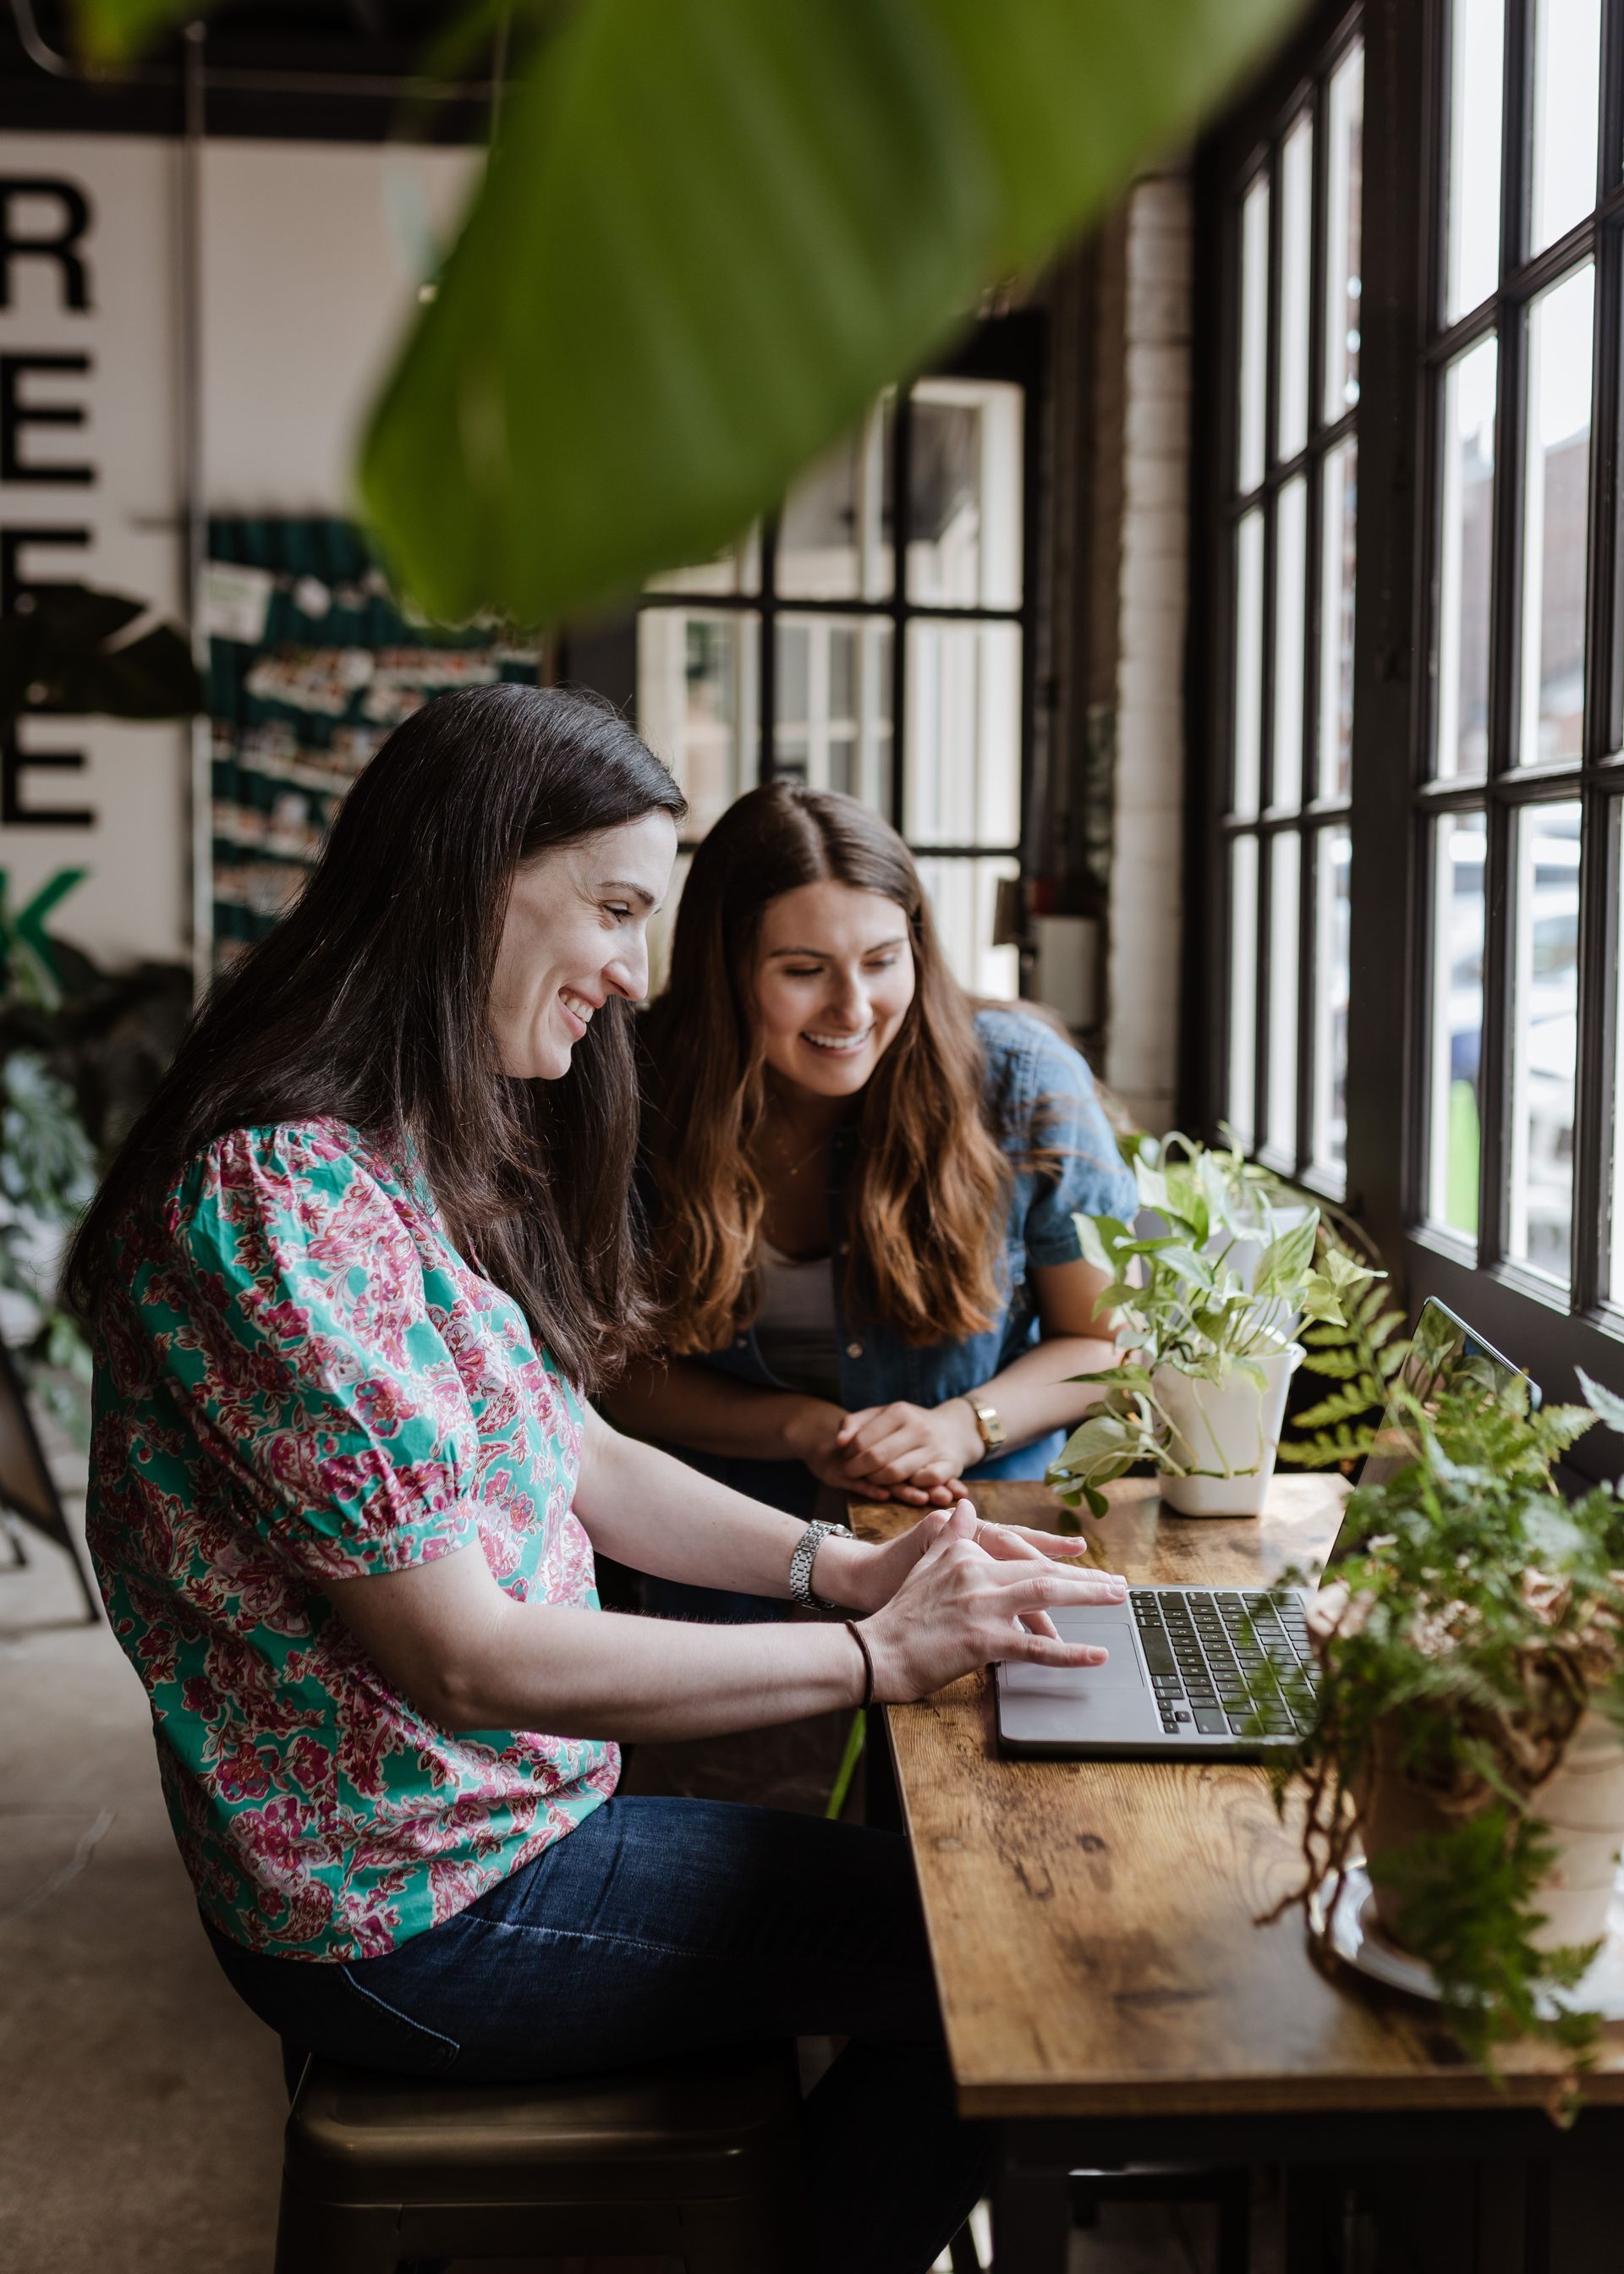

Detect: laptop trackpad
998,1611,1161,1744
1001,1611,1147,1691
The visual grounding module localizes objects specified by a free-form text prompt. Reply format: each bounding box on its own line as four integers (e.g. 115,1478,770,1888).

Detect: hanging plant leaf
357,0,1303,624
70,0,1303,628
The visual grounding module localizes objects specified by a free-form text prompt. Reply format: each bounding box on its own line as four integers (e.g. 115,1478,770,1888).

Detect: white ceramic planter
1361,1710,1624,1953
1152,1339,1304,1518
1527,1711,1624,1950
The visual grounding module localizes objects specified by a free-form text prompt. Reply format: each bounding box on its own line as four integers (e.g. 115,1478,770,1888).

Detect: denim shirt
660,1008,1137,1524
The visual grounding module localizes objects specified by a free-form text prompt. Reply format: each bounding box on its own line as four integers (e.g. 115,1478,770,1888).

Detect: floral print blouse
86,1120,619,1963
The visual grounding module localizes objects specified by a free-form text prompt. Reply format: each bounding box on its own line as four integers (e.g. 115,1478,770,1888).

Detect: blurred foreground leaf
76,0,1303,627
71,0,197,64
363,0,1302,623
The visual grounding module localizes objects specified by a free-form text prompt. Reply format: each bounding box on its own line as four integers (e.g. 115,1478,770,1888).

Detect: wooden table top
849,1475,1624,2122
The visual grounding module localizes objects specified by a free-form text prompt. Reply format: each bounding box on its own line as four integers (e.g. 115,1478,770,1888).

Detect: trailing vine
1262,1289,1624,2111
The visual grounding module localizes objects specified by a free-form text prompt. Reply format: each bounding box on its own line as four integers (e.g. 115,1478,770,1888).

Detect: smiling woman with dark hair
69,684,1129,2274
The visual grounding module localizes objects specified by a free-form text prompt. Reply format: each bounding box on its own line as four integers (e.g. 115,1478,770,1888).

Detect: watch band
788,1519,850,1612
963,1394,1006,1453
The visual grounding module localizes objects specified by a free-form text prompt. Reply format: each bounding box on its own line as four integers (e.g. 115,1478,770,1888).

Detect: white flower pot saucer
1308,1859,1624,2024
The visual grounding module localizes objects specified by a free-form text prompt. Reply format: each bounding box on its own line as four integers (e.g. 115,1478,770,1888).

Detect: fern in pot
1266,1288,1624,2102
1045,1134,1378,1519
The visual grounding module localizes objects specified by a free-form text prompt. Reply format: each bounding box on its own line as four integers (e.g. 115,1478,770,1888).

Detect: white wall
200,140,477,513
0,130,480,970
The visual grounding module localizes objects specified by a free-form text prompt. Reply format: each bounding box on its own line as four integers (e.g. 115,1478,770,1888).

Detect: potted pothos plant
0,876,191,1443
1265,1279,1624,2105
0,579,199,1443
1045,1133,1379,1519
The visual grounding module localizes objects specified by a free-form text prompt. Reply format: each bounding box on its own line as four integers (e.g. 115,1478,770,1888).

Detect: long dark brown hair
639,783,1009,1354
67,683,686,1390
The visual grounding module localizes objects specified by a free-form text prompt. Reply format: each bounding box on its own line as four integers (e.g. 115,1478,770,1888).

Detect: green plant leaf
348,0,1304,622
1073,1210,1115,1275
1252,1215,1319,1299
68,0,203,63
1577,1367,1624,1437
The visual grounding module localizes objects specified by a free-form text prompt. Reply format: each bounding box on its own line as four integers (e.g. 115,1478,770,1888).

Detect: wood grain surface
849,1476,1624,2120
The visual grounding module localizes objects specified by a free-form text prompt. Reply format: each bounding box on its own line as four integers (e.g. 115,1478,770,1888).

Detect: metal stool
274,2041,805,2273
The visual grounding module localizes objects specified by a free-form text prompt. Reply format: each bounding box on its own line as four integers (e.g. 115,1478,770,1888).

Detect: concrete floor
0,1454,1242,2274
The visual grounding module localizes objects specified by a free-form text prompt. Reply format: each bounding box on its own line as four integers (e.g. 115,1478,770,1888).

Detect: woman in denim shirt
613,783,1137,1615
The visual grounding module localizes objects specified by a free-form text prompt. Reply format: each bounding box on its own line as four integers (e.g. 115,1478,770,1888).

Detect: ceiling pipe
8,0,499,100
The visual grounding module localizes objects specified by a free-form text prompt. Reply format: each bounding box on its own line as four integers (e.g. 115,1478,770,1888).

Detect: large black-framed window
1202,10,1364,1198
1410,0,1621,1312
1196,0,1624,1475
630,319,1042,998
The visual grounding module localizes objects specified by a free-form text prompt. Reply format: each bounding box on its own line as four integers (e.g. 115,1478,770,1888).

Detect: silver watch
788,1519,851,1612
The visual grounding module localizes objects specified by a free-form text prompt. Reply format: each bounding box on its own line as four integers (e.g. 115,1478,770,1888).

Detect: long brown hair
639,783,1008,1353
66,684,686,1391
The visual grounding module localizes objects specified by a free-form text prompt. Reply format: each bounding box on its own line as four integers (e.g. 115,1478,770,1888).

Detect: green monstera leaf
74,0,1304,625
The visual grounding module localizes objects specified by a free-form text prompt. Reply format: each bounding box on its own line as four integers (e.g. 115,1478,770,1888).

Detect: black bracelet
845,1618,875,1708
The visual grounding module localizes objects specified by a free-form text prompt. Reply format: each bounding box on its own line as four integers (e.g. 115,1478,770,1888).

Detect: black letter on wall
0,353,94,484
0,179,92,311
0,524,90,613
2,739,91,827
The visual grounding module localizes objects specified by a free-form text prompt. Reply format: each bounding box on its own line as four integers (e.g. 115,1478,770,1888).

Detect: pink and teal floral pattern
86,1120,619,1961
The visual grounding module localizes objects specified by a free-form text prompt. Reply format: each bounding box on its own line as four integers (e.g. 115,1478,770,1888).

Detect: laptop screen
1318,1296,1529,1571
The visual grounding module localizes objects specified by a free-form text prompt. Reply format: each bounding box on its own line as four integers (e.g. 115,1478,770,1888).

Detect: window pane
1507,799,1581,1281
1319,439,1358,799
1324,42,1363,420
1277,113,1314,462
1518,262,1593,767
1434,337,1498,778
635,610,759,837
914,855,1020,997
1312,825,1352,1178
906,379,1023,609
1445,0,1505,321
1238,174,1270,493
1530,0,1600,255
1228,835,1259,1146
1273,475,1308,810
777,403,893,601
1232,508,1265,816
645,530,761,596
903,618,1020,845
1265,834,1302,1158
1428,812,1486,1240
773,615,892,810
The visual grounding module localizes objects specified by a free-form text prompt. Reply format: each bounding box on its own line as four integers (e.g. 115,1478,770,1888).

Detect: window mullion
1297,73,1330,1178
1475,0,1530,1266
1572,218,1623,1304
888,393,912,839
1255,139,1283,1152
757,516,779,788
1501,0,1532,287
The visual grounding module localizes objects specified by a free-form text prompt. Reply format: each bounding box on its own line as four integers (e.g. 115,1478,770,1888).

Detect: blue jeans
205,1794,987,2274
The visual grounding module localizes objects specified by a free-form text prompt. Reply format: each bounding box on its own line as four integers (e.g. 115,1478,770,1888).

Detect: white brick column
1102,173,1192,1135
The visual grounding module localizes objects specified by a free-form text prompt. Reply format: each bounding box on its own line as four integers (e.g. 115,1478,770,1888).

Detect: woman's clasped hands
827,1498,1128,1703
784,1396,985,1508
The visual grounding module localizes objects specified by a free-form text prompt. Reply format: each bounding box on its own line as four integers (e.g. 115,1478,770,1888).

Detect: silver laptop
996,1299,1526,1759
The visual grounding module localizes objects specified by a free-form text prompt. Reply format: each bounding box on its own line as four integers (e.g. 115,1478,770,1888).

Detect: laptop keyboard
1131,1588,1314,1740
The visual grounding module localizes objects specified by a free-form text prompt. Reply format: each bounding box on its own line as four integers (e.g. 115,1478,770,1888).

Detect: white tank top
753,1243,842,1402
